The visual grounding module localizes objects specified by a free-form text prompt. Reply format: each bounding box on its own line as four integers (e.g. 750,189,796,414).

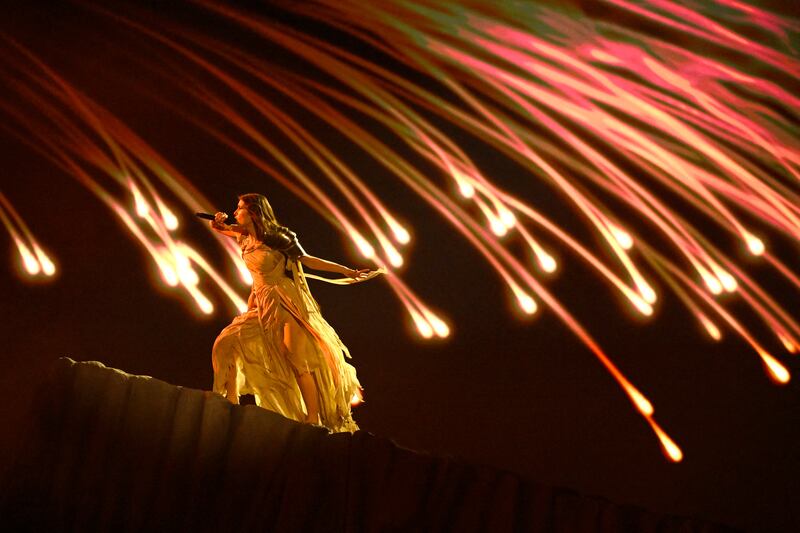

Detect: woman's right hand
212,211,228,228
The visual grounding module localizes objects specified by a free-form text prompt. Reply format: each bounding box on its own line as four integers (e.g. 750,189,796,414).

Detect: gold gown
211,230,361,433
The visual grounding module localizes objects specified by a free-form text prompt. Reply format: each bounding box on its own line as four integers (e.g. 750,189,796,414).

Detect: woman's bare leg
285,322,320,424
225,364,239,405
213,333,240,405
296,372,320,424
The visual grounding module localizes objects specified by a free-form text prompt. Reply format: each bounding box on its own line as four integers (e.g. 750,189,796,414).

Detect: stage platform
1,358,739,532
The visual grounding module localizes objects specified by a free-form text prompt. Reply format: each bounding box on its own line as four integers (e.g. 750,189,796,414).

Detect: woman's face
234,199,251,225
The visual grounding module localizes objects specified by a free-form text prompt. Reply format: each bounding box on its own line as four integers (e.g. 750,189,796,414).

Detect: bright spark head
702,272,723,295
717,270,738,293
490,218,507,236
198,297,214,315
181,268,199,286
154,248,179,286
130,183,150,218
500,207,516,228
646,417,683,462
746,234,764,256
39,255,56,276
659,431,684,463
627,386,654,416
427,314,450,338
631,294,653,316
32,245,56,276
517,292,537,315
175,253,199,286
700,315,721,341
18,242,40,275
760,351,790,384
539,253,557,273
133,195,150,217
612,226,633,249
23,254,40,275
459,181,475,198
382,241,404,267
778,334,796,353
162,209,179,231
391,224,410,245
409,308,434,338
416,319,434,338
159,264,179,286
388,250,404,267
637,281,656,305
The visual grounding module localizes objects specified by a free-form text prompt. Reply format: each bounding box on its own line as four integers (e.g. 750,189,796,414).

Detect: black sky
1,2,799,531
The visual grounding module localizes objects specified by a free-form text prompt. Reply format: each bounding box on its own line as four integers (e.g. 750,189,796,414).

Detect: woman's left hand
348,268,372,281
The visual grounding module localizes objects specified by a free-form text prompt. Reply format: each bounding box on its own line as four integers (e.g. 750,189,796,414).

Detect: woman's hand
347,268,372,281
209,212,243,237
211,211,228,229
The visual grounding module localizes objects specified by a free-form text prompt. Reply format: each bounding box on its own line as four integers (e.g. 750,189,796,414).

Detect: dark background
1,2,798,531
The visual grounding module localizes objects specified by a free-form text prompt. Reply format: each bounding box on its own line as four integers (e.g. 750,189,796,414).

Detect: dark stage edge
0,358,740,532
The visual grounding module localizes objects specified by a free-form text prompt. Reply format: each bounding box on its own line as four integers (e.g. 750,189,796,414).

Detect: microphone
195,212,235,223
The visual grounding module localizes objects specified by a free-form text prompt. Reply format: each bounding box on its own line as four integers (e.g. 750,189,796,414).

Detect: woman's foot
304,416,330,433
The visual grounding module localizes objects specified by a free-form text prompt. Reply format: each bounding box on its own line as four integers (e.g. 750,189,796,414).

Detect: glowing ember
0,193,57,280
648,418,684,463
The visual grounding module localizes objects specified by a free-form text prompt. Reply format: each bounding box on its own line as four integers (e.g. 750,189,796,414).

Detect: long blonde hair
238,193,289,241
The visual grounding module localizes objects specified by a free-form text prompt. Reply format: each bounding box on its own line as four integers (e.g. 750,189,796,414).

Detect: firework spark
0,192,57,279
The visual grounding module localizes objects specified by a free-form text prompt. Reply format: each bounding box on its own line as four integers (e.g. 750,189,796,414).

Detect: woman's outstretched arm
300,255,370,280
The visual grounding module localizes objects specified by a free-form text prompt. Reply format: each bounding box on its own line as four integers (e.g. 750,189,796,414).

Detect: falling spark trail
0,192,57,278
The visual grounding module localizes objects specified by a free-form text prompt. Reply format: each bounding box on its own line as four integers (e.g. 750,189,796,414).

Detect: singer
209,193,379,432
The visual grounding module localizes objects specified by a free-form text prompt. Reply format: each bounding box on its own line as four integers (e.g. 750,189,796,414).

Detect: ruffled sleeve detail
281,230,307,261
264,228,306,261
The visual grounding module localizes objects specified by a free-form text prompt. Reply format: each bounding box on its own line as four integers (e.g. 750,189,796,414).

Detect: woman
209,193,379,433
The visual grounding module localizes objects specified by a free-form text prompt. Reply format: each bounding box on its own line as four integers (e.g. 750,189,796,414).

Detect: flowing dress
211,229,361,433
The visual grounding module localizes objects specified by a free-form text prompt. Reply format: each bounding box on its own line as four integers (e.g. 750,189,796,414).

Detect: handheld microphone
195,212,234,222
